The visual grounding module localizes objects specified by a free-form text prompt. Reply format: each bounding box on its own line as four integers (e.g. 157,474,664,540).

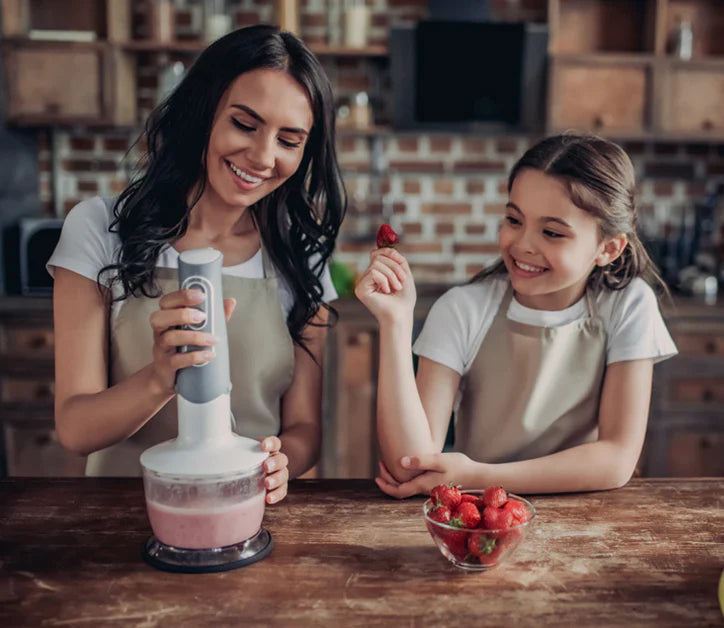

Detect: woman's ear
595,234,628,267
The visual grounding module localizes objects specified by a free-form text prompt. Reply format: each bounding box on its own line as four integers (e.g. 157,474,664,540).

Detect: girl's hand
260,436,289,504
148,290,237,394
374,452,477,499
354,248,416,325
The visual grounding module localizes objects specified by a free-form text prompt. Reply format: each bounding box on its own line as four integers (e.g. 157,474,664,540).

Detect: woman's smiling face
499,168,610,311
203,68,314,211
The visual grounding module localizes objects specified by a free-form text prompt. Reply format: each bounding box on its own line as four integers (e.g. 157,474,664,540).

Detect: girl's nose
514,228,536,254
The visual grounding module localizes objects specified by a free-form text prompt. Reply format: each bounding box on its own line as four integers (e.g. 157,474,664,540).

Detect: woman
47,25,346,505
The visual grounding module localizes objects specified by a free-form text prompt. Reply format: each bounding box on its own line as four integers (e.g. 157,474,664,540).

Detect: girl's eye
544,230,564,238
232,118,254,132
505,216,520,226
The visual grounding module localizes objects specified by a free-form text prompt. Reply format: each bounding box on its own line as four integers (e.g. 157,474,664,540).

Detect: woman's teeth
515,260,546,273
228,161,262,183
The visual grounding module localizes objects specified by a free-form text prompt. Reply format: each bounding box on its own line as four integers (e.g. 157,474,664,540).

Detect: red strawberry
482,486,508,508
430,484,462,510
467,534,497,559
503,499,529,525
441,527,469,561
482,505,513,532
451,502,481,529
459,493,478,504
428,504,451,524
376,223,399,248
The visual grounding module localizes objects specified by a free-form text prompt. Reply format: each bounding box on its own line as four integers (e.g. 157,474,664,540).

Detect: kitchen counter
1,478,722,626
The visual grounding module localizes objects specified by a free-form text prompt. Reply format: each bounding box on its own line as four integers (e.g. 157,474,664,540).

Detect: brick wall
36,0,724,284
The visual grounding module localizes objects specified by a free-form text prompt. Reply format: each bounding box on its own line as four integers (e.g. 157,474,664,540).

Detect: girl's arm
382,358,654,496
356,249,458,482
53,268,220,456
276,307,330,483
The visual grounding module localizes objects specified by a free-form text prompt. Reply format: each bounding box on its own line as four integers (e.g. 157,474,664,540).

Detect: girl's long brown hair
472,133,667,297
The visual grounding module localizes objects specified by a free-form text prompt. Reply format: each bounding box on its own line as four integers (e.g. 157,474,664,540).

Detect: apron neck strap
260,242,275,279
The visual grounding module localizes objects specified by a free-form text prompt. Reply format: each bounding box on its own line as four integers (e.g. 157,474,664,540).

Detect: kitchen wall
30,0,724,284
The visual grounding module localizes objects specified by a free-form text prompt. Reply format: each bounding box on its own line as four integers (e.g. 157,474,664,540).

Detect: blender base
142,528,273,573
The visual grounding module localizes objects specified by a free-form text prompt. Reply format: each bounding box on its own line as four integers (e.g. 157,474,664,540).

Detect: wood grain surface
1,478,722,627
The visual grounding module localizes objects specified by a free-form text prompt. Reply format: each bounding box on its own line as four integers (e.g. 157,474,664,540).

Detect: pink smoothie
146,492,266,549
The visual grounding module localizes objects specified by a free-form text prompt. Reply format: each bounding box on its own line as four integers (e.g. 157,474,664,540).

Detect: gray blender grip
176,248,231,402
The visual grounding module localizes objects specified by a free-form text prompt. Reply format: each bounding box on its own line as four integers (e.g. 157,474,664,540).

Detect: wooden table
1,478,722,626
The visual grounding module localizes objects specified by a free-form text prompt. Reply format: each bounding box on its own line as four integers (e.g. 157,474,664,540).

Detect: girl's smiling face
499,168,615,311
202,68,314,211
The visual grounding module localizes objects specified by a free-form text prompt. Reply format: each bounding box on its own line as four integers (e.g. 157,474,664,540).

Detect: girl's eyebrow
230,104,309,136
506,201,572,229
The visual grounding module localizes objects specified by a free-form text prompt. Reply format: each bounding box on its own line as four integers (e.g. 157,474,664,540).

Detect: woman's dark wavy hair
100,24,346,353
472,133,667,297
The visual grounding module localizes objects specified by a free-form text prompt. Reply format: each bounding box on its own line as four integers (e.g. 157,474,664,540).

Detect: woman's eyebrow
231,104,309,135
506,201,572,228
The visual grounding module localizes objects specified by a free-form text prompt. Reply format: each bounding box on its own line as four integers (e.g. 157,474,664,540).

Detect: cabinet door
3,43,102,123
3,424,86,477
663,67,724,135
667,432,724,477
549,61,650,135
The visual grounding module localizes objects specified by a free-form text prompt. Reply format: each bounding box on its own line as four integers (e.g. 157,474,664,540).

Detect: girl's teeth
515,260,545,273
228,162,262,183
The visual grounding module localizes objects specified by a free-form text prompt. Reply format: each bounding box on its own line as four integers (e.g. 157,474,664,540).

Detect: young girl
355,133,677,496
47,25,345,504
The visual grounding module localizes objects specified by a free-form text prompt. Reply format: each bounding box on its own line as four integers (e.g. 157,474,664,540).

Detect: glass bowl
423,491,536,571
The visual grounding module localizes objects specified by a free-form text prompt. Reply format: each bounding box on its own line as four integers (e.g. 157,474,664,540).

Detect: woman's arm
277,307,330,480
378,358,654,496
53,269,173,455
53,268,220,456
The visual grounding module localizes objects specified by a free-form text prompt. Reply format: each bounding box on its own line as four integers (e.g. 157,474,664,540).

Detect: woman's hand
148,289,237,394
260,436,289,504
374,452,478,499
354,248,416,326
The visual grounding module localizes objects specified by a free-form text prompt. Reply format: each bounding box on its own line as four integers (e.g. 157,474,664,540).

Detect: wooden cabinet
0,0,135,126
547,0,724,141
0,298,85,477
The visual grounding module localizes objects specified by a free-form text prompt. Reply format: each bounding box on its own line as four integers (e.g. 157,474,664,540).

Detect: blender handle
176,248,232,403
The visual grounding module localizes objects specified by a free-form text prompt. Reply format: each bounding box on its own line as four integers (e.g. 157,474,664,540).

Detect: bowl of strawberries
423,484,535,571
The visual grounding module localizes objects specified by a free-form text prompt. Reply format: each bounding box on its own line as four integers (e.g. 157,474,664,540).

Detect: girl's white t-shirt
46,197,337,320
413,275,678,376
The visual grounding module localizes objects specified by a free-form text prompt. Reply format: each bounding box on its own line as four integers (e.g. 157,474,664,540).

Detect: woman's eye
544,230,564,238
279,138,302,149
232,118,254,132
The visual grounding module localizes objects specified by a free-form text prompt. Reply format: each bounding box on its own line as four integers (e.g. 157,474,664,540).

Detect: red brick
339,241,376,253
380,179,391,195
403,180,421,194
103,137,130,152
410,263,455,275
70,137,95,151
397,137,419,152
421,203,472,215
64,199,82,213
454,160,506,173
430,137,452,152
39,158,52,173
434,179,454,195
109,179,128,193
466,180,486,195
235,12,262,27
371,14,389,28
301,14,326,28
435,222,455,235
138,75,158,89
653,181,674,196
466,264,485,276
78,180,99,193
495,138,518,154
686,182,708,196
175,9,192,27
339,137,356,152
401,242,443,254
498,180,509,195
462,138,486,153
401,221,422,235
390,161,445,173
484,203,507,215
453,243,500,254
465,223,487,235
337,75,370,91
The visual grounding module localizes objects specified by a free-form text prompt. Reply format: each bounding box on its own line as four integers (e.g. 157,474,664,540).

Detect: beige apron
456,283,607,463
85,247,295,476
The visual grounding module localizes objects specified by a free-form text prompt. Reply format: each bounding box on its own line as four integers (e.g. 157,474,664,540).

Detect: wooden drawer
549,60,650,134
672,378,724,405
672,331,724,356
1,378,55,402
0,325,55,356
667,431,724,477
662,67,724,134
3,424,85,477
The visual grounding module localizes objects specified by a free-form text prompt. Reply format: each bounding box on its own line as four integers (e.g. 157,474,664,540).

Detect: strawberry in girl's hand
376,223,399,248
430,483,462,510
451,502,482,529
482,486,508,508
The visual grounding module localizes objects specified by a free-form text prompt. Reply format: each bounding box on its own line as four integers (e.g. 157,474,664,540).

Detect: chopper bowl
142,463,266,549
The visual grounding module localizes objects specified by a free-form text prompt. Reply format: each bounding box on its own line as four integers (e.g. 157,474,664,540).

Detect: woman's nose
247,135,276,170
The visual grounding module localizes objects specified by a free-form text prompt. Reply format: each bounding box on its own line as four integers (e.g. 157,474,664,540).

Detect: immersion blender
140,248,273,573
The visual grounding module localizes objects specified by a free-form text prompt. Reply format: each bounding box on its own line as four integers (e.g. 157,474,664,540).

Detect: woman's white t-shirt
47,197,337,320
413,275,678,376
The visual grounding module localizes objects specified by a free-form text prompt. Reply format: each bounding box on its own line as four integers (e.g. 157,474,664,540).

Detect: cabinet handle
45,102,60,115
593,114,606,129
34,384,53,399
705,340,716,354
29,335,48,349
701,119,714,131
701,388,714,402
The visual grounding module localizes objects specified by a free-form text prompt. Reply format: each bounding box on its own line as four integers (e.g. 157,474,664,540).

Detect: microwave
2,218,63,295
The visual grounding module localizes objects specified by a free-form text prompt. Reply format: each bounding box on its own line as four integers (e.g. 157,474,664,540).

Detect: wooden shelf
120,40,389,57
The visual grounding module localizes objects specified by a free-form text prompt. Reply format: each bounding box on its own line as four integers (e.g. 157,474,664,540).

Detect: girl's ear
595,234,628,267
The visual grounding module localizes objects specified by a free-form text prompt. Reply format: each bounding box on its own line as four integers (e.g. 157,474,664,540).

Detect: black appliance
3,218,63,295
390,21,549,132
